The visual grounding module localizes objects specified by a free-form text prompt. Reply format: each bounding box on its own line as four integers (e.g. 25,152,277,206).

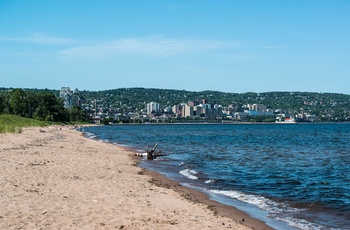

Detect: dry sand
0,126,273,230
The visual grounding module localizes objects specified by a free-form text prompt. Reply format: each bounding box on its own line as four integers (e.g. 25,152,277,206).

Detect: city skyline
1,1,350,94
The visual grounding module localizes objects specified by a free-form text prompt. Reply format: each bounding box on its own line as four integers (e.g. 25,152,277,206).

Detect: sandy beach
0,126,272,230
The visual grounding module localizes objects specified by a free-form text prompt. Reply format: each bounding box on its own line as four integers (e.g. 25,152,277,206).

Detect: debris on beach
135,143,169,160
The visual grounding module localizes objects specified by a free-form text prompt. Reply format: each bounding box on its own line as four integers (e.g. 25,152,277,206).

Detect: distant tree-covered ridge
1,87,350,122
75,88,350,121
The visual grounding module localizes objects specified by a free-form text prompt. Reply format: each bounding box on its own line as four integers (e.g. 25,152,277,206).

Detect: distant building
182,104,194,117
172,104,183,117
172,105,179,114
146,102,160,114
188,101,198,106
246,104,267,112
60,87,73,109
60,87,80,109
163,106,172,113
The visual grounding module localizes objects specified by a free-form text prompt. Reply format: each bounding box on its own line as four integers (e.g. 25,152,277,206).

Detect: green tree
25,91,39,118
69,106,88,122
10,89,30,117
1,92,12,114
33,91,68,121
0,94,4,113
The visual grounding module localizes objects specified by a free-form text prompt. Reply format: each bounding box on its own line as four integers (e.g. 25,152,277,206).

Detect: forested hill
1,87,350,121
77,88,350,115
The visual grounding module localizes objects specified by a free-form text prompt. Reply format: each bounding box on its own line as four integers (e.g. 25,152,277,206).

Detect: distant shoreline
97,121,350,126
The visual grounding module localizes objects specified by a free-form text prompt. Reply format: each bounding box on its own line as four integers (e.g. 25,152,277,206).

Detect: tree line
0,88,88,122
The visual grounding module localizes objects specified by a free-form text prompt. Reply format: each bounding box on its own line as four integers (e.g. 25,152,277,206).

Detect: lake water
83,123,350,230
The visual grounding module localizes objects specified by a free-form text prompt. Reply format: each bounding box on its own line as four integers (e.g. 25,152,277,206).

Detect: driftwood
147,143,161,160
135,143,169,160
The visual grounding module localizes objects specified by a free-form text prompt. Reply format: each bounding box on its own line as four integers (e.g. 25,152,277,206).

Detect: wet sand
0,126,273,229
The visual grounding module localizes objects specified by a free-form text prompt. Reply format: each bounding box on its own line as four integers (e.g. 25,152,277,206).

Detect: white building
60,87,73,109
246,104,267,112
182,104,194,117
146,102,160,114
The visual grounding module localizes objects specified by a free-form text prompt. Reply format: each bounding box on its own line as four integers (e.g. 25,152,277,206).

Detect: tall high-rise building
60,87,73,109
146,102,160,114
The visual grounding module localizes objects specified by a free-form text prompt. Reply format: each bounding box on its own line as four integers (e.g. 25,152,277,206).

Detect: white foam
179,169,198,180
136,152,147,157
216,190,301,215
85,132,97,139
205,179,215,184
209,189,324,230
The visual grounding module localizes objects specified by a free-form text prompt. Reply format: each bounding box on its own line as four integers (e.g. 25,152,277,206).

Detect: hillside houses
84,99,315,124
58,87,320,124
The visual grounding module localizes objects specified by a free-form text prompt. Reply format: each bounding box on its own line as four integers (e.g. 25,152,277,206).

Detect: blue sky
1,1,349,94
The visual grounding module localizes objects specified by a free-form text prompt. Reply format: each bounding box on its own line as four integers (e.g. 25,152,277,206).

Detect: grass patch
0,114,49,133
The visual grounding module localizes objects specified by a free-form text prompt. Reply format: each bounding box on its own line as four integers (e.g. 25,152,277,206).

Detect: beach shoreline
0,126,272,229
141,168,274,230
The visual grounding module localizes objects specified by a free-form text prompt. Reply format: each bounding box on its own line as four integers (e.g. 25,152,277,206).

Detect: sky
1,0,350,94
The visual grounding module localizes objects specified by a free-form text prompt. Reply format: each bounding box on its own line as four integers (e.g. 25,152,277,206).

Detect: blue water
83,124,350,230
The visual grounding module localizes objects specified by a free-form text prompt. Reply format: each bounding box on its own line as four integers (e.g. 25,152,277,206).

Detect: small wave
179,169,198,180
205,179,215,184
210,189,303,212
85,132,97,139
209,189,325,230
